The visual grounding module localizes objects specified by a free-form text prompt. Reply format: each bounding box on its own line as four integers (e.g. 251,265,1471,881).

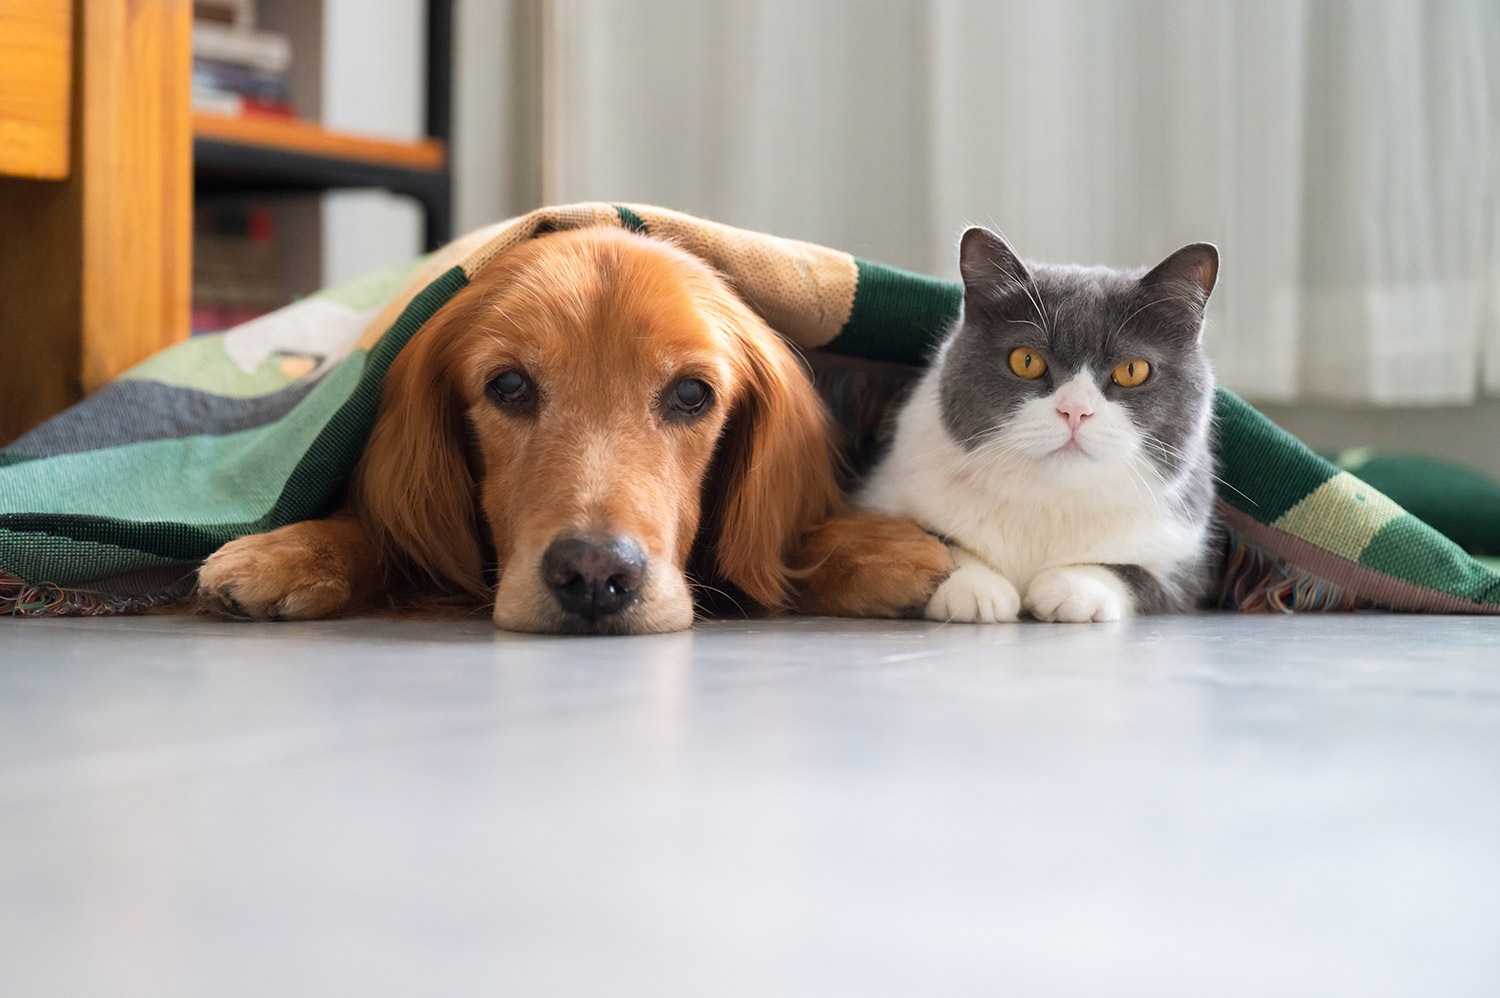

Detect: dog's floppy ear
706,300,841,609
353,298,488,597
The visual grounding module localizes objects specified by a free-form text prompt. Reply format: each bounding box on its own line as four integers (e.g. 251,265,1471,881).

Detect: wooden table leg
0,0,191,445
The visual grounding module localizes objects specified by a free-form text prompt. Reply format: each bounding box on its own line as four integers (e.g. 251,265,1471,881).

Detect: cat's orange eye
1008,348,1047,379
1111,358,1151,387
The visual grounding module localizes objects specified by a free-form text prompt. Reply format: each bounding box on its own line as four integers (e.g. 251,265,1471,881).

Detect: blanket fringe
1214,533,1379,613
1,572,189,618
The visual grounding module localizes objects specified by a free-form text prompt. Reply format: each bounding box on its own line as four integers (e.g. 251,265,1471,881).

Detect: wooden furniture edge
0,0,73,179
192,112,446,172
0,0,191,443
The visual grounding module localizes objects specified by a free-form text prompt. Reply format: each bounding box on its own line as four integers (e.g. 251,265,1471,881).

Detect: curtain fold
543,0,1500,406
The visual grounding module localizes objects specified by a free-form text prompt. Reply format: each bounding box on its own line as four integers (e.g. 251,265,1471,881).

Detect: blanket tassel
1,572,187,618
1215,533,1378,613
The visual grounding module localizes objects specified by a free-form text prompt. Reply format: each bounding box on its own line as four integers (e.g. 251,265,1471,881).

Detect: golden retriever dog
197,227,951,633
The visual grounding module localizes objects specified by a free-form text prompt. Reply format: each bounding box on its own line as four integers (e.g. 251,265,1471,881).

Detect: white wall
315,0,522,282
451,0,510,233
319,0,426,286
539,0,936,272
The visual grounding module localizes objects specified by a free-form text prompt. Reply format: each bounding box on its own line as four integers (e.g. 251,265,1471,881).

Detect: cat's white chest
912,476,1144,588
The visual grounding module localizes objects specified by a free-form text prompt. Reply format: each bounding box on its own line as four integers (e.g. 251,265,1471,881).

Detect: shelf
193,112,445,171
190,0,453,253
191,111,450,225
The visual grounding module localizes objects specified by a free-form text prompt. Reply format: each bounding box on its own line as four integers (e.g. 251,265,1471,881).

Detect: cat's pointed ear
959,226,1030,294
1141,243,1219,309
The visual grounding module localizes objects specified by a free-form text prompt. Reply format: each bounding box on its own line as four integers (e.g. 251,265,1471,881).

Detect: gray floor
1,613,1498,997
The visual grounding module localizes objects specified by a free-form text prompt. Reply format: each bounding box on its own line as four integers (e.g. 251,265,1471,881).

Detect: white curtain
541,0,1500,405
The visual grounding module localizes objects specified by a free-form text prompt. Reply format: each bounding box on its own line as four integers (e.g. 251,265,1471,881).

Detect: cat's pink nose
1056,401,1094,432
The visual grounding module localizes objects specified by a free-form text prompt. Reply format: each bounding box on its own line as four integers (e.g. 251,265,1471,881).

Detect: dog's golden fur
198,227,950,633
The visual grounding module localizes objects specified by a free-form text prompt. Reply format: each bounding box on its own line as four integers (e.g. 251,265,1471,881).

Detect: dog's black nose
541,536,646,620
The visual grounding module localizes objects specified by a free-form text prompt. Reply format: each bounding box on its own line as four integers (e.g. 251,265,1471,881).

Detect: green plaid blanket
3,203,1497,616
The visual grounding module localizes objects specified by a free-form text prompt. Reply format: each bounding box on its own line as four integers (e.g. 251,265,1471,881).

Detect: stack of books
192,205,286,335
191,0,295,118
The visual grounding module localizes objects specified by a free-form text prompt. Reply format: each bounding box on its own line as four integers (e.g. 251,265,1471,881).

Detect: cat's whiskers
1137,440,1192,489
964,438,1029,478
1140,437,1257,506
1015,278,1053,340
1029,278,1054,337
1132,454,1174,498
1139,436,1198,467
1122,460,1156,508
960,432,1040,483
958,423,1011,451
1107,293,1200,346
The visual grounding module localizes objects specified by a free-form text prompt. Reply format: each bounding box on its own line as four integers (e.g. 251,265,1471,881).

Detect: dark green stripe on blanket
1213,390,1335,519
256,264,471,530
615,205,648,234
824,260,961,365
1360,516,1500,606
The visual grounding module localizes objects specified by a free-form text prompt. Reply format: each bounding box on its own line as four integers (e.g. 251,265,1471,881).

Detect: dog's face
459,237,740,633
355,228,838,634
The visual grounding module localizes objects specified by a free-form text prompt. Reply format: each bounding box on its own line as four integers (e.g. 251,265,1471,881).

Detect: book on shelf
191,15,296,119
192,59,295,118
193,0,257,31
191,21,290,74
193,205,288,335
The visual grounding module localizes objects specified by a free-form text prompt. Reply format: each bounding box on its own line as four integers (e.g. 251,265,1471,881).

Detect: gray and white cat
862,226,1219,622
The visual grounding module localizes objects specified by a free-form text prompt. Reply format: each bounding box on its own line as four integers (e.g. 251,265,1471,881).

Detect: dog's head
353,227,839,633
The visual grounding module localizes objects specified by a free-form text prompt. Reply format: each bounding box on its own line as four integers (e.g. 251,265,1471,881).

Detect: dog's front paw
1024,566,1127,623
924,563,1021,623
197,521,368,621
794,512,955,618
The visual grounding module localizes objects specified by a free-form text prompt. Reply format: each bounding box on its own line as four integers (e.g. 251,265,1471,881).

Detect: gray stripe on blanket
0,378,318,460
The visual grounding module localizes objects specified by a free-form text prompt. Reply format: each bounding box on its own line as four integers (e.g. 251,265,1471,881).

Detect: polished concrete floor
1,612,1498,996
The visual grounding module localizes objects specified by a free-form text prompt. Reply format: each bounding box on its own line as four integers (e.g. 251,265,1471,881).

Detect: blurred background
6,0,1498,469
354,0,1500,473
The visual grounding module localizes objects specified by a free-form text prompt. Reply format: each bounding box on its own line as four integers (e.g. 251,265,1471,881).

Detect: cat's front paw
924,564,1021,623
1024,566,1128,623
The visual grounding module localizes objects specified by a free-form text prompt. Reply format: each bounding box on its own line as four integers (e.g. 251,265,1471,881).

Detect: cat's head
939,226,1217,490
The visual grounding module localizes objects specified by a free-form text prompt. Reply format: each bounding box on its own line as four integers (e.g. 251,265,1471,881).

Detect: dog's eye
486,369,536,412
664,378,712,420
